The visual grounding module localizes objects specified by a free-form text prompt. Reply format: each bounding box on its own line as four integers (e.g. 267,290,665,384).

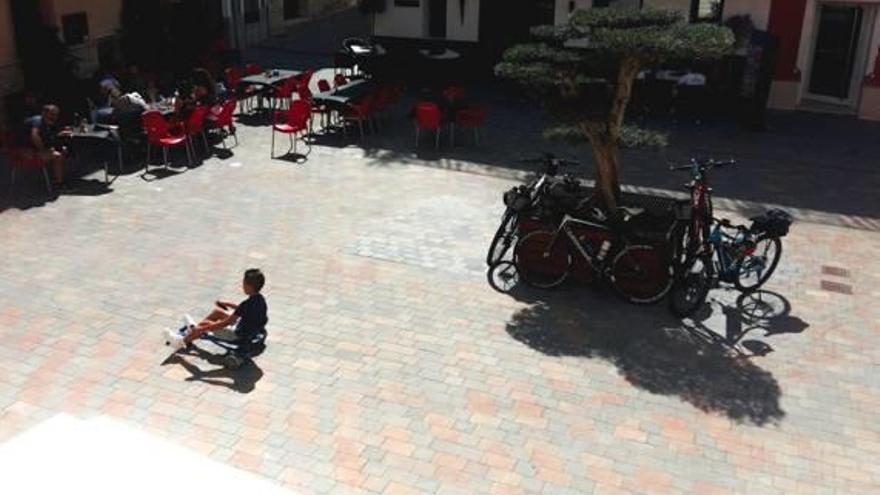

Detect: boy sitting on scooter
166,269,268,351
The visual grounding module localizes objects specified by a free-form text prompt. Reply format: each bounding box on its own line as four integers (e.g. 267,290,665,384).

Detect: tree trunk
589,132,621,209
589,56,641,210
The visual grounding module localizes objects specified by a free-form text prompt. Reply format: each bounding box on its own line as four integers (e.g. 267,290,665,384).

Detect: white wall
446,0,480,41
554,0,591,25
374,2,426,38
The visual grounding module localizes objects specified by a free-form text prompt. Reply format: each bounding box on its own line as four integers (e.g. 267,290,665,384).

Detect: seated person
23,104,66,189
166,269,268,351
192,68,218,106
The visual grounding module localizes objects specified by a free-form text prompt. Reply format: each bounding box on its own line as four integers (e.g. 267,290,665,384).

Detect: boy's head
242,268,265,295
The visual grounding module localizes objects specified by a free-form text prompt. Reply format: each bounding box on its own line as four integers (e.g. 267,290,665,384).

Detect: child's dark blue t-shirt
234,294,268,337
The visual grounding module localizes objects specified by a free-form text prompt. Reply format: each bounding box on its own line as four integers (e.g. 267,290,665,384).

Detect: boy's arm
203,312,239,333
215,300,239,310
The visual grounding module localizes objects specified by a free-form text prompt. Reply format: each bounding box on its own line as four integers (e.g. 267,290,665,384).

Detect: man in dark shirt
22,104,66,187
166,269,268,349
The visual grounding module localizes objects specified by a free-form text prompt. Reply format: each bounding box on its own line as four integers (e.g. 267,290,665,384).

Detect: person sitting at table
192,68,218,106
23,104,67,189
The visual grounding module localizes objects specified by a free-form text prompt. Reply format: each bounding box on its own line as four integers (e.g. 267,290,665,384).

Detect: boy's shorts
211,326,239,342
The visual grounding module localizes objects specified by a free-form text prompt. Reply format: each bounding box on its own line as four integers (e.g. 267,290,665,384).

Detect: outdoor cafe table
239,69,301,111
59,125,123,183
310,78,375,112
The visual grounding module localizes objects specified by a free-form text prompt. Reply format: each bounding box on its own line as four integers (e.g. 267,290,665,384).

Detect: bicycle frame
707,221,761,281
548,214,617,274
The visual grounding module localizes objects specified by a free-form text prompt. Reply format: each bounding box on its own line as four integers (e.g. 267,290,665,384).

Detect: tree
496,8,733,208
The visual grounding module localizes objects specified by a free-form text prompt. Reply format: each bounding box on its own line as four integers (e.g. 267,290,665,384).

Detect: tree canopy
496,7,734,206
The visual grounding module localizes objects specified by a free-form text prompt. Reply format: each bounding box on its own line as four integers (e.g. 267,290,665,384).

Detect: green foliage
543,124,668,149
495,6,734,136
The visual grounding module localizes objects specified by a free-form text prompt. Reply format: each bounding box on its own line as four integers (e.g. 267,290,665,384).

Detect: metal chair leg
271,129,275,158
145,143,151,173
435,129,440,151
9,167,17,196
163,146,169,169
450,123,455,147
415,127,420,147
42,167,52,195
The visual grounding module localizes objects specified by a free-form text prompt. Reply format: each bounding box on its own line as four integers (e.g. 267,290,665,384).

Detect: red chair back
186,105,209,135
298,70,315,90
288,99,312,128
245,63,262,75
225,67,241,89
443,86,467,102
334,74,348,88
275,77,297,98
456,104,489,127
142,111,171,144
217,99,237,127
317,79,331,93
297,84,313,102
415,102,442,131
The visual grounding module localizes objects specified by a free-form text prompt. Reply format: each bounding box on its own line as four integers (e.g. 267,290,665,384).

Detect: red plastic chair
271,99,310,158
334,74,348,88
1,132,52,195
414,102,443,150
142,110,190,171
453,104,489,146
270,77,297,110
443,86,467,103
342,93,376,141
208,99,239,147
317,79,331,93
185,105,211,156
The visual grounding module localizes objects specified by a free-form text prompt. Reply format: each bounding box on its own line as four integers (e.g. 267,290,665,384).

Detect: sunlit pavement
1,102,879,494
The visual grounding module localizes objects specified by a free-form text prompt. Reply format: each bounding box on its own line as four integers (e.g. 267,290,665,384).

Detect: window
283,0,301,19
244,0,260,24
691,0,724,23
61,12,89,45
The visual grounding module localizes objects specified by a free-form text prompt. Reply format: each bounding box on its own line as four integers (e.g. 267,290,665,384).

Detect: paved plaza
1,90,879,494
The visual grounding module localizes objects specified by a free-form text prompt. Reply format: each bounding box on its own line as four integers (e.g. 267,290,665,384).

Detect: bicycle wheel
610,245,672,304
486,209,517,266
668,253,712,317
734,236,782,293
487,261,519,293
514,230,571,289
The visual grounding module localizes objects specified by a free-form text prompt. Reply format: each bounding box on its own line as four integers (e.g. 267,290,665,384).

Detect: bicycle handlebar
519,153,581,168
669,158,736,172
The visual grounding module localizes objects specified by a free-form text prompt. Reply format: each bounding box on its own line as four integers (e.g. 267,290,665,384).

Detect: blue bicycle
668,159,792,317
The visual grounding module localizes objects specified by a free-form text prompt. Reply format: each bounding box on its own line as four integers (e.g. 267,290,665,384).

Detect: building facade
370,0,879,120
0,0,353,122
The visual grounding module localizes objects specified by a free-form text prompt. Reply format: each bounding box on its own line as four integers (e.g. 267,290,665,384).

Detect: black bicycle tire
487,261,519,293
668,253,712,317
733,236,782,293
514,230,571,289
486,209,517,266
610,245,672,304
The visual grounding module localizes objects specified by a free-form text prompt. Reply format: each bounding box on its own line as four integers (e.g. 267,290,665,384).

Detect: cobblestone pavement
1,99,879,494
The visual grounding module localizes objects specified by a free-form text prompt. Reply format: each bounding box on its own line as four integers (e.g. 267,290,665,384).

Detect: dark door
429,0,448,38
808,5,863,99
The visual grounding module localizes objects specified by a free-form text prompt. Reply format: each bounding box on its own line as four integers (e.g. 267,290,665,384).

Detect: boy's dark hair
243,269,265,292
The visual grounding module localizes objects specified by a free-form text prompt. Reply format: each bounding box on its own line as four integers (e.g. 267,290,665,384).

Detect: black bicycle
514,211,672,304
486,154,581,268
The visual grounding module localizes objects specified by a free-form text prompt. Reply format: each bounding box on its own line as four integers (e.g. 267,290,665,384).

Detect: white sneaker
164,329,186,351
183,314,197,330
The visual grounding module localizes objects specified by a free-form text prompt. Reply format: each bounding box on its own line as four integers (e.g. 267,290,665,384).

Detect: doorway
428,0,448,38
806,3,868,105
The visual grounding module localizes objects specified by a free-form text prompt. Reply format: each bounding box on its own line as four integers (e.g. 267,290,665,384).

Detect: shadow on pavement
163,347,264,394
503,285,795,425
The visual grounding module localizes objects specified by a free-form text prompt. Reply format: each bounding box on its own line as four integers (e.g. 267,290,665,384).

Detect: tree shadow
162,346,264,394
504,285,792,425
